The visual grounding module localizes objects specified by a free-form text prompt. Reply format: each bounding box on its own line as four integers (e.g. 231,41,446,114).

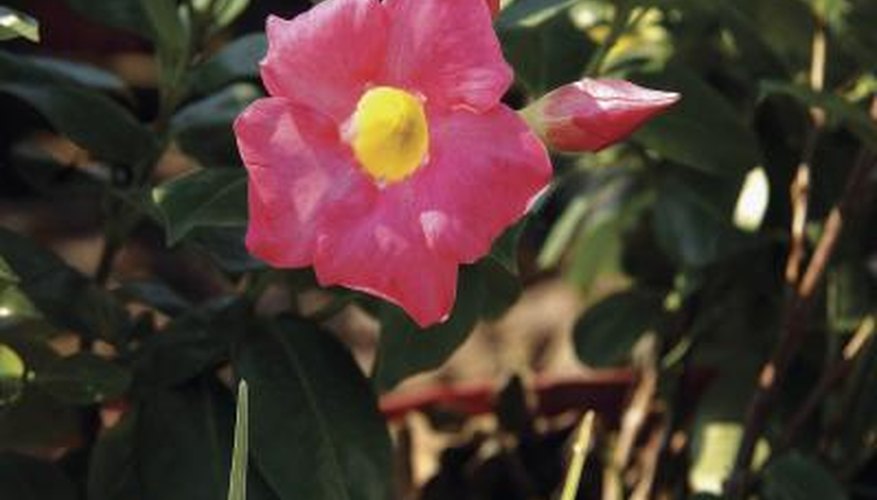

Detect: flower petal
413,104,552,262
260,0,387,121
314,196,458,327
523,78,680,152
382,0,512,111
234,97,365,267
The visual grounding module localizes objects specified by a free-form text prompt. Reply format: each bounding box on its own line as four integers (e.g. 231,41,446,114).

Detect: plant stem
726,143,877,499
784,25,827,285
778,316,875,451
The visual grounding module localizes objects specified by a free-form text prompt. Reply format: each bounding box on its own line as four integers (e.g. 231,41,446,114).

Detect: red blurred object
380,368,715,428
25,0,147,54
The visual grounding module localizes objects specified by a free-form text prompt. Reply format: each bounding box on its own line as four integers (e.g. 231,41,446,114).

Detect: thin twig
784,26,827,285
778,316,875,451
726,127,877,498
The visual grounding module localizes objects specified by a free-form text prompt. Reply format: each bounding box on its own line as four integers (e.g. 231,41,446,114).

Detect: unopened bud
522,78,680,152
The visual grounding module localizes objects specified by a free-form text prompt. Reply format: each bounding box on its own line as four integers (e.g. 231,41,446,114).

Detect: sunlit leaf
573,289,665,367
0,6,39,42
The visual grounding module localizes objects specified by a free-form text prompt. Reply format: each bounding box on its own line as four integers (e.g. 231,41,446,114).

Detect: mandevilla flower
521,78,680,152
234,0,551,327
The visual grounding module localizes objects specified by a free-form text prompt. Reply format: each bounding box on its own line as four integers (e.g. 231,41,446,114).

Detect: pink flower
234,0,551,327
522,78,680,152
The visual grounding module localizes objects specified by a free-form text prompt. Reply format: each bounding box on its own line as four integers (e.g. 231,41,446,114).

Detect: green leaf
573,289,665,367
152,168,247,245
652,172,755,268
227,380,249,500
0,256,17,287
760,81,877,151
495,0,577,31
762,453,847,500
132,297,241,389
0,80,156,166
171,83,260,165
499,1,593,95
0,453,76,500
491,219,526,274
234,317,393,500
373,260,520,391
35,352,130,405
0,7,39,42
633,67,761,176
189,227,266,273
0,228,131,341
141,0,189,68
0,388,80,450
88,377,279,500
568,213,623,290
212,0,250,29
827,0,877,72
192,33,267,95
27,56,127,92
0,343,25,405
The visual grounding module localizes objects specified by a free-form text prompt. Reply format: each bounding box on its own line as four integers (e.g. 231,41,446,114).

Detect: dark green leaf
141,0,188,70
88,377,279,500
0,81,156,166
652,173,755,268
633,68,761,176
762,453,847,500
0,388,80,450
760,81,877,151
0,256,16,287
235,317,393,500
499,2,592,95
828,0,877,72
171,83,260,165
192,33,267,95
153,168,247,245
0,453,76,500
35,352,131,405
0,7,39,42
132,297,241,389
0,228,131,341
491,216,526,275
373,259,520,391
573,289,665,367
190,227,266,273
27,56,127,92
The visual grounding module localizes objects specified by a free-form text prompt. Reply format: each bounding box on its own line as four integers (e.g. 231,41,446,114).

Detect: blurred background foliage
0,0,875,499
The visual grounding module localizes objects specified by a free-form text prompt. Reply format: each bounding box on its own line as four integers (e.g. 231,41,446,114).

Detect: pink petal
234,97,366,267
313,192,458,327
412,104,552,263
260,0,387,121
382,0,512,112
525,78,680,152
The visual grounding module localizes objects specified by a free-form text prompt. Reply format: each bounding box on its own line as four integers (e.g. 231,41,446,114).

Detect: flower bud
522,78,680,152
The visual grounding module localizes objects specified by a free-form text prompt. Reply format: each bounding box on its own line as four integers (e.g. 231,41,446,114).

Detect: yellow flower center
350,86,429,183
